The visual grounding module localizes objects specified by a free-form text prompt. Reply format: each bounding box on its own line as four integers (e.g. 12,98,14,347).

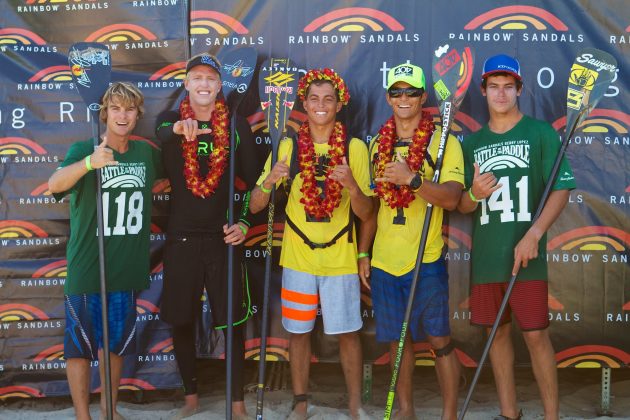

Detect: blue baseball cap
482,54,521,81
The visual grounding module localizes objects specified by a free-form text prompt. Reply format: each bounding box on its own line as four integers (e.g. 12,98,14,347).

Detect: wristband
357,252,370,259
468,188,478,202
238,224,248,236
259,183,272,194
85,155,93,171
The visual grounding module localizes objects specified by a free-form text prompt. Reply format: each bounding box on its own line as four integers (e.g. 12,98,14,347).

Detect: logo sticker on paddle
219,47,257,103
432,41,474,112
67,42,111,112
258,58,299,142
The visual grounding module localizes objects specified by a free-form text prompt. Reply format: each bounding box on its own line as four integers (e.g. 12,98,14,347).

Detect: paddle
255,58,299,420
67,42,113,420
384,41,475,419
219,46,257,420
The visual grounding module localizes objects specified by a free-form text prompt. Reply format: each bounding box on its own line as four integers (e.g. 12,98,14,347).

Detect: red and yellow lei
297,68,350,105
298,121,347,219
375,112,434,209
179,95,229,198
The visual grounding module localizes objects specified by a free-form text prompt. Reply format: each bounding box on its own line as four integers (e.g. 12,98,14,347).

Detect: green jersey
462,115,575,285
55,139,162,295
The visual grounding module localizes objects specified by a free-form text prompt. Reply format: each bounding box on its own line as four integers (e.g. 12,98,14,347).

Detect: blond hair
100,82,144,122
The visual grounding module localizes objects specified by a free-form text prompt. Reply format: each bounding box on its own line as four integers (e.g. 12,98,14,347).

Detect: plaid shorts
371,258,450,342
64,290,137,360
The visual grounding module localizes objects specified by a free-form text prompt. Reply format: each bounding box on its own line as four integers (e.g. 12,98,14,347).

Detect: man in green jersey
49,82,161,420
457,54,575,420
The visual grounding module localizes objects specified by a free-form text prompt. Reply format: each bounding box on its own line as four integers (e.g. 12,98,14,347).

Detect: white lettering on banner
19,196,66,205
609,195,629,205
136,313,160,322
244,249,271,258
137,354,175,362
65,3,109,11
12,45,58,53
452,311,472,320
606,313,630,322
444,252,471,261
17,321,62,329
17,5,61,12
288,34,351,44
547,253,593,263
602,254,628,263
138,80,183,89
204,36,264,46
604,136,629,145
13,238,61,246
22,362,66,371
20,279,65,287
132,0,178,7
12,156,59,163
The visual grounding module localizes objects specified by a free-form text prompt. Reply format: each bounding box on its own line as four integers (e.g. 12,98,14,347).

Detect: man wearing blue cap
458,54,575,420
359,63,464,419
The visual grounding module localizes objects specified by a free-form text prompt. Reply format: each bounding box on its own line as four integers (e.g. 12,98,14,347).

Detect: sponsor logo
143,62,186,89
20,344,65,371
547,226,629,264
243,223,285,259
190,10,264,47
18,65,73,91
152,179,171,203
556,345,630,368
16,0,108,13
552,109,630,147
138,338,175,362
96,378,156,392
245,337,290,361
222,59,255,93
86,24,167,50
609,23,630,44
0,137,59,164
130,0,178,8
0,386,44,399
0,27,56,53
451,6,583,43
291,7,419,45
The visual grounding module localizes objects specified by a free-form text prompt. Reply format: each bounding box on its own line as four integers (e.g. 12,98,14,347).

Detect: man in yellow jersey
250,68,373,419
358,63,464,420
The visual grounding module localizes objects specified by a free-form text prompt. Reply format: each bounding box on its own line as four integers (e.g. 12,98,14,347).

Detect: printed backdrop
0,0,628,398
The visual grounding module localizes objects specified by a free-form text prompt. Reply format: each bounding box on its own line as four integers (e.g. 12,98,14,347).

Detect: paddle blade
257,58,299,145
565,48,617,138
219,47,257,104
68,42,111,113
432,41,475,116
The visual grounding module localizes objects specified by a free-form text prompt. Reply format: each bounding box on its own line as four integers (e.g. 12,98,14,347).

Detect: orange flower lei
298,121,347,219
297,68,350,105
179,95,229,198
375,112,434,209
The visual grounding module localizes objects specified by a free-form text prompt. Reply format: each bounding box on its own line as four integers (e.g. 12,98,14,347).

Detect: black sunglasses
388,87,424,98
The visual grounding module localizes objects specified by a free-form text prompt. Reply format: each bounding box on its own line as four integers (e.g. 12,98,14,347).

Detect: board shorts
470,280,549,331
371,258,450,342
64,290,137,360
281,267,362,335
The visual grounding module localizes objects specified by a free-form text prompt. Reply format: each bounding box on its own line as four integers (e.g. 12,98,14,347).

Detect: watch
409,173,423,190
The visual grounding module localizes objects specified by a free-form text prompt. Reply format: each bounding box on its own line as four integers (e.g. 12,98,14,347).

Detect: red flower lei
298,121,347,219
375,112,434,209
179,95,229,198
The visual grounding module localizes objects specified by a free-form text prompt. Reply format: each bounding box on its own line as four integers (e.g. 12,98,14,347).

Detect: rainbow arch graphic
32,259,67,278
0,137,47,155
0,28,46,45
28,65,72,83
304,7,404,33
245,337,295,362
442,225,472,251
0,220,48,238
556,345,630,368
149,62,186,81
0,303,49,322
0,386,44,399
96,378,156,392
464,6,568,31
149,338,174,354
34,344,64,362
152,179,171,194
137,298,160,315
548,226,629,252
244,223,285,248
31,182,53,197
86,24,157,43
552,109,630,135
424,107,482,134
191,10,249,35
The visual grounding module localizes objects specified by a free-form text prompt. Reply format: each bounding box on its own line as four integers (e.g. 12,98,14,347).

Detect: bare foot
287,400,308,420
392,409,417,420
232,400,249,420
172,394,200,420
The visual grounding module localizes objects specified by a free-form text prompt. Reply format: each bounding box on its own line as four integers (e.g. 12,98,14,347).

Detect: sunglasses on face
388,87,423,98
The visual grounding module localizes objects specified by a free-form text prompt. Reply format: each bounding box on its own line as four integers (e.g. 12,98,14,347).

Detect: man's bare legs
339,332,363,418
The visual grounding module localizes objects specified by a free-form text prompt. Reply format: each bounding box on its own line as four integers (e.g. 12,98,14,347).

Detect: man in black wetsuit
156,53,259,419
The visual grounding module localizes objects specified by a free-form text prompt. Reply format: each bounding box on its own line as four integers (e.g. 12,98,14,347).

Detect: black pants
162,233,249,400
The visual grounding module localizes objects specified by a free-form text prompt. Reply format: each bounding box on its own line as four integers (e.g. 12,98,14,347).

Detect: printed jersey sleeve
540,122,576,191
155,110,180,145
437,131,465,186
348,138,373,197
461,132,477,190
